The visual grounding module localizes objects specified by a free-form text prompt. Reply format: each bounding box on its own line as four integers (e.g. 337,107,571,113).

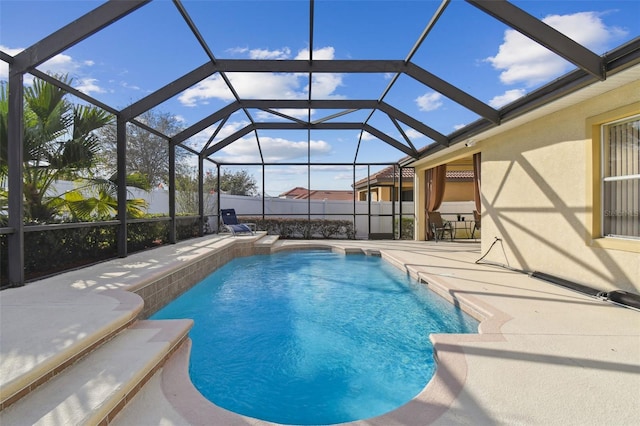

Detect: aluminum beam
171,102,241,144
468,0,605,80
605,37,640,72
260,108,308,125
312,109,359,124
362,124,417,157
405,62,500,124
173,100,381,145
208,59,406,73
203,125,255,156
0,50,14,64
130,118,170,141
256,122,366,130
203,122,417,158
121,62,217,121
168,144,176,243
173,0,217,64
241,99,378,110
11,1,149,74
378,102,449,146
391,117,417,152
116,117,128,258
7,70,25,286
30,69,119,115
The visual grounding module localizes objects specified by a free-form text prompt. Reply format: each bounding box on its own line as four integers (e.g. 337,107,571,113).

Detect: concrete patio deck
1,235,638,425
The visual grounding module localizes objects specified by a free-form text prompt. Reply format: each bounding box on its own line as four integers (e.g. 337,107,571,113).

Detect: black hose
475,236,528,273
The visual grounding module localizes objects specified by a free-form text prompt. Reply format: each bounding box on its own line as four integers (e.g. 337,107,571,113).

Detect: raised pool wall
128,239,258,319
126,236,434,321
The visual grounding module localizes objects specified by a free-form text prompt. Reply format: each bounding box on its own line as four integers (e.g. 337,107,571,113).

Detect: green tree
0,75,148,222
97,110,186,188
175,167,218,214
174,168,257,214
219,169,258,196
53,172,150,221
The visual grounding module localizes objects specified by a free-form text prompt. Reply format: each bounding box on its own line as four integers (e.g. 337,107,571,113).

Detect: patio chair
220,209,255,236
429,211,453,242
471,210,481,238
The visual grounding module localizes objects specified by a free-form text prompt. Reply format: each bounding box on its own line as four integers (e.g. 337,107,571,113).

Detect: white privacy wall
49,183,475,239
143,189,475,239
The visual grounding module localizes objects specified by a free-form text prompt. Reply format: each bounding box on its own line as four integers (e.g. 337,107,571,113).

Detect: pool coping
3,236,638,425
115,238,640,425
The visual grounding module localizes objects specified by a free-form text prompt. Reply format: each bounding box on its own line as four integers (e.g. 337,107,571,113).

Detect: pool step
0,319,192,426
0,289,144,411
255,234,280,254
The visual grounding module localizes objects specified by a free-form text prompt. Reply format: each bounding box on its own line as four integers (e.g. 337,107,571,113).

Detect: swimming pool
151,249,478,425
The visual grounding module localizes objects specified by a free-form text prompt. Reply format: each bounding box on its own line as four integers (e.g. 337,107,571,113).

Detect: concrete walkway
1,236,639,425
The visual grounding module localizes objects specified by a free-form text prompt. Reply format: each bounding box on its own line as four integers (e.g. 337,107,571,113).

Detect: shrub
244,217,355,239
396,217,414,240
23,225,119,281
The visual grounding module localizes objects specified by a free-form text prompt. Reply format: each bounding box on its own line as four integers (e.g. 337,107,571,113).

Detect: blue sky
1,0,639,195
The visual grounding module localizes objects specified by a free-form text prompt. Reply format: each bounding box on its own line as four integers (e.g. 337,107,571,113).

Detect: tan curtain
425,164,447,239
473,152,481,213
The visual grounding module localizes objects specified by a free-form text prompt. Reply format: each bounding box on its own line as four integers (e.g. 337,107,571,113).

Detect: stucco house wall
444,181,474,202
413,78,640,293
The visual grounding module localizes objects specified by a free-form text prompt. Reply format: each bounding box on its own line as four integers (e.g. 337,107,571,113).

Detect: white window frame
600,114,640,240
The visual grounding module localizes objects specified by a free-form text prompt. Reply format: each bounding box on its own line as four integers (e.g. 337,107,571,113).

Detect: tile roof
353,166,474,188
279,187,354,200
446,170,475,181
279,187,309,198
353,166,414,187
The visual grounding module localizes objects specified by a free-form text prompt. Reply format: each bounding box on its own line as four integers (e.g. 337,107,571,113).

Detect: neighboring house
353,166,415,201
353,164,475,202
279,187,354,201
407,64,640,294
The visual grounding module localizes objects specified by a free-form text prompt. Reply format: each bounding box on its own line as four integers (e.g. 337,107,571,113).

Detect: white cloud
179,46,343,107
404,128,427,139
179,72,302,106
489,89,526,108
0,45,25,80
415,92,443,112
249,47,291,59
216,136,332,162
295,46,335,60
178,75,233,106
76,78,105,95
361,131,377,141
486,11,628,87
0,46,112,96
121,81,141,91
182,120,249,150
40,53,84,77
309,73,344,99
227,47,249,56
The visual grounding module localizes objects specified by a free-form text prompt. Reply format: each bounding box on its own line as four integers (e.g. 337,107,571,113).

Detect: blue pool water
151,250,478,425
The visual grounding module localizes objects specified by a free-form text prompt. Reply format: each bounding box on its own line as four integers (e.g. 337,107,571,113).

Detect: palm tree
0,75,148,222
55,172,150,221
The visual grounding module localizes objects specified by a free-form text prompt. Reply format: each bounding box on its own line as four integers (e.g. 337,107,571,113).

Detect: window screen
602,115,640,238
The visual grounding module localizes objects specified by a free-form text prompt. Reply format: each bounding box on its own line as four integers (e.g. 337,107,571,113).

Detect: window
401,189,414,201
601,114,640,239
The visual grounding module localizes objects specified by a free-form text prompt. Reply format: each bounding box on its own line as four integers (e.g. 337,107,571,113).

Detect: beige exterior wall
356,183,413,202
444,181,474,202
412,78,640,293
